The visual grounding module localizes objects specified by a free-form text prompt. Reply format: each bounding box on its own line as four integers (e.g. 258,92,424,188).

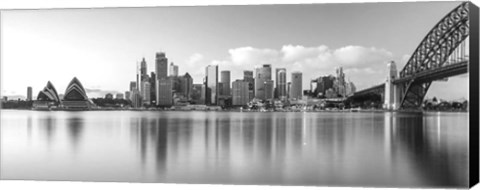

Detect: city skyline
1,1,469,100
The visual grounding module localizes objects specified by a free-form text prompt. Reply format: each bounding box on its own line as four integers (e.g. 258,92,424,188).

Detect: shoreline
0,108,468,113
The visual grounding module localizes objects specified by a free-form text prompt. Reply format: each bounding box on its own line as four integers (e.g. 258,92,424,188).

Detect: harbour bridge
350,2,474,110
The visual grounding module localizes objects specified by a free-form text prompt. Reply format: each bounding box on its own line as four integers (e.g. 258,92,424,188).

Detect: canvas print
0,1,478,188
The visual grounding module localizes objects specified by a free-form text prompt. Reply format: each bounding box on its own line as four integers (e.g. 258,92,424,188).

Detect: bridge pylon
383,61,401,110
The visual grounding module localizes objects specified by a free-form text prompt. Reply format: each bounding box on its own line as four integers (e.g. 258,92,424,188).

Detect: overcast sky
0,1,469,100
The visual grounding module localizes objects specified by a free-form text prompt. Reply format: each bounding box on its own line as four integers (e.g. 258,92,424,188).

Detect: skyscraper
243,70,255,101
290,72,303,100
131,90,142,108
232,80,249,106
157,78,173,106
220,71,231,96
205,65,218,105
149,72,156,105
181,73,193,100
287,82,291,99
170,62,179,77
155,52,168,79
275,68,287,100
155,52,171,106
125,91,131,101
129,81,137,91
264,80,274,100
254,64,272,100
27,86,32,101
142,81,151,105
140,57,148,81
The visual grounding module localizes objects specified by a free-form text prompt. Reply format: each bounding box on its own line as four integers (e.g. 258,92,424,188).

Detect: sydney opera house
33,77,95,110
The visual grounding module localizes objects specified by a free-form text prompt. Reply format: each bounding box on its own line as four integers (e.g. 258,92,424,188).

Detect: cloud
228,47,280,66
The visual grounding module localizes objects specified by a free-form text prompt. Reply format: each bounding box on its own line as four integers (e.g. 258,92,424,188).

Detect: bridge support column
383,61,400,110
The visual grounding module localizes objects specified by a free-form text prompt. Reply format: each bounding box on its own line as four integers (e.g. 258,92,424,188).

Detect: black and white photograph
0,0,479,189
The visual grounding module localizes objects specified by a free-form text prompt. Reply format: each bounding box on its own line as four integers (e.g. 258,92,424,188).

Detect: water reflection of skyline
1,110,469,187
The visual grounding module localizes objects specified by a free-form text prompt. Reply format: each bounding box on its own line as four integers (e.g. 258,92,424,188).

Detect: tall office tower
178,73,193,100
254,64,272,100
149,72,156,105
275,68,287,99
169,62,179,77
290,72,303,100
131,90,142,108
264,80,274,100
125,91,131,101
220,71,231,96
287,82,292,99
335,66,346,96
140,57,148,81
156,78,173,106
243,70,255,101
130,81,137,92
155,52,168,79
27,86,32,101
155,52,170,106
232,80,249,106
142,81,151,105
205,65,218,105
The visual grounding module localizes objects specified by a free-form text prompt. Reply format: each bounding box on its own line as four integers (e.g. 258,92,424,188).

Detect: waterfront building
27,86,32,101
115,93,124,99
157,78,173,107
181,73,193,100
155,52,171,106
220,71,231,96
131,90,142,108
149,72,156,105
62,77,93,109
125,91,131,101
254,64,272,100
105,93,114,100
287,82,291,99
191,84,205,104
232,80,249,106
313,75,335,97
264,80,274,100
290,72,303,100
243,70,255,101
142,81,151,105
33,81,61,109
2,96,7,102
170,62,179,77
129,81,137,92
205,65,218,105
275,68,287,100
346,81,356,96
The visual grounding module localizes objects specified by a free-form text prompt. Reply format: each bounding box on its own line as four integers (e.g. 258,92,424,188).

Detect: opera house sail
32,81,61,110
61,77,94,110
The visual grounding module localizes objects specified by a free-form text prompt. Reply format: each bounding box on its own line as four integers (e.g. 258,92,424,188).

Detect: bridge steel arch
398,2,469,109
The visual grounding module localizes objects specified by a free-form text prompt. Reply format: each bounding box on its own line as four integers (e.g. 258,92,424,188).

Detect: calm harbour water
0,110,469,188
